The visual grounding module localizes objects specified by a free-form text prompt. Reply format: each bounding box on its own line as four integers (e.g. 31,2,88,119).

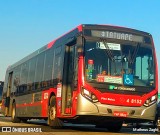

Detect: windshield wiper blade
130,43,140,65
100,39,115,62
100,39,118,75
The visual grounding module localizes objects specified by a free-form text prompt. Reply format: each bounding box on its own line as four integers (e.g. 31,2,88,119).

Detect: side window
13,66,19,94
27,57,37,91
43,49,54,88
11,69,16,95
136,57,141,79
35,52,45,90
53,45,64,87
19,62,29,93
136,56,154,80
142,56,148,80
68,46,76,84
2,73,9,98
73,46,78,87
14,65,21,94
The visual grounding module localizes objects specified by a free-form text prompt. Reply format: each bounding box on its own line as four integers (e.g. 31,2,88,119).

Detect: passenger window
35,52,45,90
53,46,63,87
43,49,54,87
28,57,37,90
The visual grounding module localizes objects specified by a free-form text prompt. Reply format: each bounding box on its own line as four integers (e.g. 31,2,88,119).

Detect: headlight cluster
81,89,98,103
144,94,158,107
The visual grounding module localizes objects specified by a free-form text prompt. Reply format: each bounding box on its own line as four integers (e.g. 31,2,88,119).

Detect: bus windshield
84,40,155,87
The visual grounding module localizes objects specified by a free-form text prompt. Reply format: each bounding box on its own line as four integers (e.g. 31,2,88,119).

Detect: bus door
61,44,77,115
5,72,13,116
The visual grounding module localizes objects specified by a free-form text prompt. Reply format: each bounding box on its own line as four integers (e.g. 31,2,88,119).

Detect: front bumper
76,94,156,121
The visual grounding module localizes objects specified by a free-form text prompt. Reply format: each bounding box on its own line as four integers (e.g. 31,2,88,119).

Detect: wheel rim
50,106,56,120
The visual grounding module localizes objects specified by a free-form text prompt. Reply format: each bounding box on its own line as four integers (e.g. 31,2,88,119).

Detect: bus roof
7,24,152,71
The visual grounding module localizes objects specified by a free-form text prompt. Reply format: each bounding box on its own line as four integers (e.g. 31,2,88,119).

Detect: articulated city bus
1,24,158,131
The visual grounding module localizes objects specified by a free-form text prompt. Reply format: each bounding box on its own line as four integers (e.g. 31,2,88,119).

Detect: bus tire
96,121,122,132
48,96,63,128
107,121,122,132
11,102,21,123
21,119,28,123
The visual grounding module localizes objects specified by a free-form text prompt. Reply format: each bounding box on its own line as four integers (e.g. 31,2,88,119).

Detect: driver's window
136,55,154,85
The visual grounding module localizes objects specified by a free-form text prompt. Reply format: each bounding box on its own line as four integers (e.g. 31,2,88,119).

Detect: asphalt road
0,116,159,135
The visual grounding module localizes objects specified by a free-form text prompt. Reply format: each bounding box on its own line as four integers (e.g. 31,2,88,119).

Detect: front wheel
48,96,63,128
107,122,123,132
11,102,21,123
21,119,28,123
96,121,122,132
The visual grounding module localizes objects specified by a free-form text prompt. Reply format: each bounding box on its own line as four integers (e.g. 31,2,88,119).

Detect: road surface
0,116,159,135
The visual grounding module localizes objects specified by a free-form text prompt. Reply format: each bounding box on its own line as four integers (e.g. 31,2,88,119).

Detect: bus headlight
81,89,99,103
144,94,158,107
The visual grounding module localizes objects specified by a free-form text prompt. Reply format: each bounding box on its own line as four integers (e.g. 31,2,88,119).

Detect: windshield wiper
129,43,140,65
100,39,117,74
100,39,115,62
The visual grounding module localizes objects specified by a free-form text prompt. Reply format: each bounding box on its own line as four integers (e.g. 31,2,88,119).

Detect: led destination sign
91,30,144,43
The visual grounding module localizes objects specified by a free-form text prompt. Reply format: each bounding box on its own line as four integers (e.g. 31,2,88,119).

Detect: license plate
113,111,128,117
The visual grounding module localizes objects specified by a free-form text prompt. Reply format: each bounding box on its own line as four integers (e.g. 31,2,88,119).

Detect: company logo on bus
108,85,136,91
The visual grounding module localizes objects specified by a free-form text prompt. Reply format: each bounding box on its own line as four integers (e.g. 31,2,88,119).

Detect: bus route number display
91,30,144,43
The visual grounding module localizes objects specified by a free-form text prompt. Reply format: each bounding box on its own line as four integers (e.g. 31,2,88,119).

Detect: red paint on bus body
77,24,83,32
78,56,85,88
15,88,57,118
83,81,158,107
47,40,56,49
47,25,83,49
151,38,158,91
41,88,57,117
16,102,42,108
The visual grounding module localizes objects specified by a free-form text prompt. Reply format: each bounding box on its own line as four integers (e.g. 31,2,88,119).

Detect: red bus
1,24,158,131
